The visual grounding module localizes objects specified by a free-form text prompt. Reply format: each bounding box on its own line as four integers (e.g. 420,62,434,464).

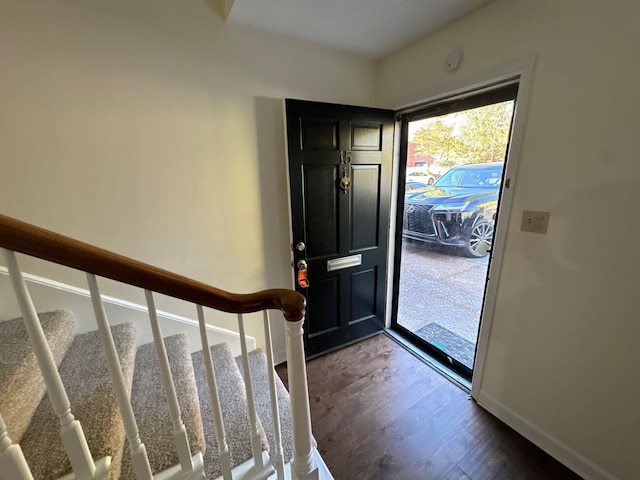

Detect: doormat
414,323,475,370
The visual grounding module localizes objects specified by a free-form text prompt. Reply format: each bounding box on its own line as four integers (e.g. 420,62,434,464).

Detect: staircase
0,310,291,479
0,214,332,480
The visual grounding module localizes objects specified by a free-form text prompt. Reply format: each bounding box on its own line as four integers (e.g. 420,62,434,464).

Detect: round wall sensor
444,50,462,71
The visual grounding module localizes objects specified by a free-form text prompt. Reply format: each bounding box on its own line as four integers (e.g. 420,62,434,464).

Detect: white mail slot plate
327,254,362,272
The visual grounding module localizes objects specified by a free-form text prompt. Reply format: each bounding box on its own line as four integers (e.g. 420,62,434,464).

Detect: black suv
403,163,503,257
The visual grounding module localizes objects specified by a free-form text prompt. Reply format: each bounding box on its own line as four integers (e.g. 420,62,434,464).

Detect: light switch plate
521,210,550,234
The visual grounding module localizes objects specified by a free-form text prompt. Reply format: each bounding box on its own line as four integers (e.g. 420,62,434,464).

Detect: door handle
296,259,309,288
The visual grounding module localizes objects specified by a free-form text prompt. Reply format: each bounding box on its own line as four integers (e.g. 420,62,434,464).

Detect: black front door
286,99,394,357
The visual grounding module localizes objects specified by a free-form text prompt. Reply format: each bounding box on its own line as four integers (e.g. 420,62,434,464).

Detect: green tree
456,102,513,164
412,120,463,167
410,101,514,168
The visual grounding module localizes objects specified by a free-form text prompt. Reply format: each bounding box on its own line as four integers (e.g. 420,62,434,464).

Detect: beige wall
377,1,640,479
0,1,376,357
3,1,639,478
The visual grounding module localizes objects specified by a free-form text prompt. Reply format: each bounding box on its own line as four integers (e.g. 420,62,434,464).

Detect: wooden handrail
0,214,305,322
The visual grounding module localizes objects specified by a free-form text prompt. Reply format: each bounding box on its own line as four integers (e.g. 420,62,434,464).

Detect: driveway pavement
396,241,489,346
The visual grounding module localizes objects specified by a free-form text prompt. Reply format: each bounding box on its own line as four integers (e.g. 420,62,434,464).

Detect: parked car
403,163,504,257
406,167,436,185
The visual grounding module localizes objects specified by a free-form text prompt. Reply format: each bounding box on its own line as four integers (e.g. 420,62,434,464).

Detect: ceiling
224,0,496,59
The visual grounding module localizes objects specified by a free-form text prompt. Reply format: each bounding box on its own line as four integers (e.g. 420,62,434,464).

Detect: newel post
284,318,315,479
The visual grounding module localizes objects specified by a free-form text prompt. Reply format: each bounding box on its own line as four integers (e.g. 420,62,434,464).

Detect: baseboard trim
477,391,618,480
0,266,256,351
274,348,287,366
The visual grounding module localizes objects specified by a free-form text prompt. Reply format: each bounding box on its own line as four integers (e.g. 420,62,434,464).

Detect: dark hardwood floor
276,333,582,480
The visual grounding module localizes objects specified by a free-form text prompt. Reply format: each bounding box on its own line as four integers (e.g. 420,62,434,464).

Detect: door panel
351,165,380,250
351,124,382,150
351,268,377,323
301,120,339,150
286,99,394,357
303,165,339,257
307,277,340,337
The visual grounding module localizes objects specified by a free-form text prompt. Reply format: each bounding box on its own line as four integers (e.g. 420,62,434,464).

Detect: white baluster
0,414,33,480
285,318,315,479
2,249,109,479
196,305,232,480
87,274,153,480
144,290,194,474
237,314,265,470
263,311,285,479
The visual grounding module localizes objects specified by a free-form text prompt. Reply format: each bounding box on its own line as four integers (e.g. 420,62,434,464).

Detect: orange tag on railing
297,269,309,288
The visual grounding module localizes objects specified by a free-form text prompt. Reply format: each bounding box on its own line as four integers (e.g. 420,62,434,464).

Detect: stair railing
0,413,33,480
263,311,286,479
87,274,153,480
0,214,323,480
196,305,233,479
3,249,112,480
146,290,202,477
236,314,267,473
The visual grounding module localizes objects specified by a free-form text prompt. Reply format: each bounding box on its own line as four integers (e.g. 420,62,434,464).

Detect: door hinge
505,178,511,188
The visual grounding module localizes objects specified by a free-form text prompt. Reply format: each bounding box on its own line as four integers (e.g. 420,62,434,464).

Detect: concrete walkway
396,241,489,363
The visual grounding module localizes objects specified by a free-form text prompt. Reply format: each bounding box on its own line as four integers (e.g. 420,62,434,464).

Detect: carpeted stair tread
0,309,75,443
192,343,268,479
19,322,137,480
120,333,206,478
236,350,294,464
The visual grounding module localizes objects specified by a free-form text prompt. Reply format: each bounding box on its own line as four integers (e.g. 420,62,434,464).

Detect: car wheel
465,219,493,257
427,176,435,185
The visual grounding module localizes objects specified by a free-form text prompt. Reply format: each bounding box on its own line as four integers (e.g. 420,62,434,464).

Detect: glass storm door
392,83,518,380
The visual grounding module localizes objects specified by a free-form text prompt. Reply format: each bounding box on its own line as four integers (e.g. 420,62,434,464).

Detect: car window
436,167,502,187
405,182,427,192
484,171,502,186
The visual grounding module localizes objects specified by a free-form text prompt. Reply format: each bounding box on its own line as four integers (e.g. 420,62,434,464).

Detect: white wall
0,269,256,357
0,0,376,360
377,1,640,479
4,1,639,478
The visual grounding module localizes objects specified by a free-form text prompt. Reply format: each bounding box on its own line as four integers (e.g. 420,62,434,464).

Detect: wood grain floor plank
444,466,473,480
276,333,583,480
